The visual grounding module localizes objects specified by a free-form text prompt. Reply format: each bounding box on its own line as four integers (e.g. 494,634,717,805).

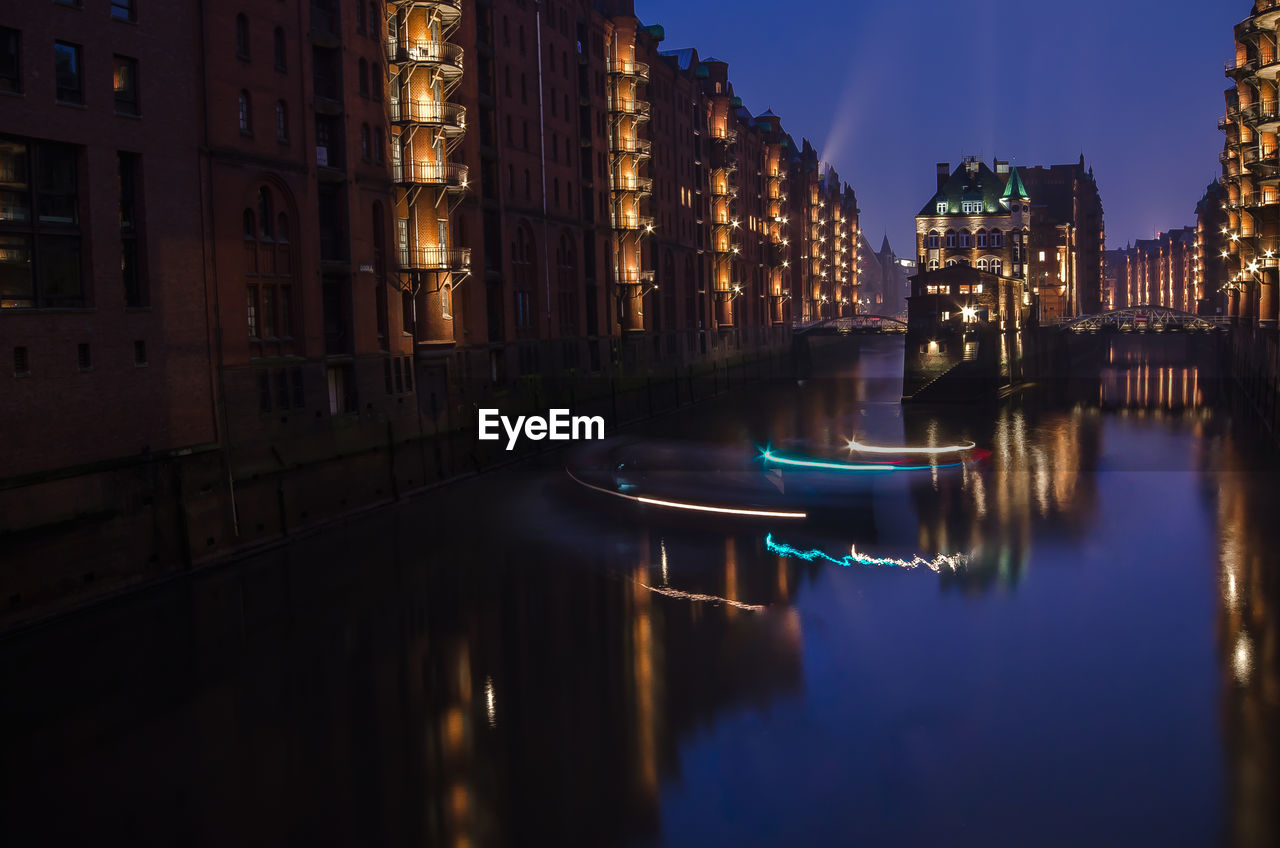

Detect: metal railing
386,38,465,70
610,137,652,156
392,161,469,188
607,60,650,80
399,246,471,272
388,99,466,129
608,99,651,119
610,213,655,231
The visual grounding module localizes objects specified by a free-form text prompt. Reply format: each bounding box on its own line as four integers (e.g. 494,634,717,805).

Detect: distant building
1115,228,1200,313
1196,180,1229,315
915,157,1030,282
1019,158,1106,318
858,234,911,316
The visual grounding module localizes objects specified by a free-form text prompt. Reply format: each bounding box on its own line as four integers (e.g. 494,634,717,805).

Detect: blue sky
636,0,1234,257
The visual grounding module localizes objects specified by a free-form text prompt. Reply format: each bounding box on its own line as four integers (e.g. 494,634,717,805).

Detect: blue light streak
765,533,969,573
761,450,964,473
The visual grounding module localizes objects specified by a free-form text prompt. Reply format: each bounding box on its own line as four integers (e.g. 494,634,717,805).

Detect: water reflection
3,335,1280,846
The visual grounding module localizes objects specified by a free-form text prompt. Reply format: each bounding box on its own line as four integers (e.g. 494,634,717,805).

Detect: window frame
112,54,139,115
110,0,136,23
0,135,85,309
54,41,84,105
0,26,20,94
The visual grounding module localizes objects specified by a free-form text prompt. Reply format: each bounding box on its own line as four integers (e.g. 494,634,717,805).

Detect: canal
4,335,1280,847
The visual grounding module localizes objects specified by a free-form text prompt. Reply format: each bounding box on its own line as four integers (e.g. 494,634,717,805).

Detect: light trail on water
765,534,970,574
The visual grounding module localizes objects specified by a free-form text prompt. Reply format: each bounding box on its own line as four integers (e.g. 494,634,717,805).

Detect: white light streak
638,583,766,612
845,438,977,455
566,468,807,520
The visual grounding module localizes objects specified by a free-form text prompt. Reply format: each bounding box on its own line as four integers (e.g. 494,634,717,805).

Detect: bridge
1050,306,1230,334
793,315,908,335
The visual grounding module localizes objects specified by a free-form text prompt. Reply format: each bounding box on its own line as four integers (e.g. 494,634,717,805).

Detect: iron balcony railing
392,161,469,188
386,38,465,72
611,213,655,231
616,269,655,285
389,99,467,130
610,137,652,157
1228,57,1261,75
711,128,739,144
1242,102,1280,126
607,60,650,80
614,176,653,193
608,99,652,120
399,246,471,272
390,0,463,19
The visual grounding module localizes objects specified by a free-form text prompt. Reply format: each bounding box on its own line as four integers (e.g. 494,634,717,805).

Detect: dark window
383,357,393,393
238,90,251,133
247,284,259,337
113,55,138,114
291,368,304,407
360,123,370,161
258,370,271,411
275,101,288,142
373,127,385,164
370,64,381,101
13,346,29,376
134,339,147,365
111,1,135,23
273,27,286,72
118,152,145,306
0,27,20,93
402,357,413,391
356,2,366,34
235,14,250,60
358,58,369,97
54,42,82,104
77,342,91,371
369,3,378,40
0,137,83,309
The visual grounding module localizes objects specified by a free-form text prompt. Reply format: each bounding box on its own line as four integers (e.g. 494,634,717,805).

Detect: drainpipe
536,2,553,334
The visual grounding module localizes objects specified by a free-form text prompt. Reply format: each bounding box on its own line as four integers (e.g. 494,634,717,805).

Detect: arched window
990,258,1003,276
990,229,1003,248
959,229,971,248
976,229,987,248
275,101,288,142
356,1,367,33
928,259,939,270
238,90,252,133
358,59,369,97
235,14,250,59
977,258,989,271
513,223,536,333
927,230,939,249
946,259,959,267
945,229,957,248
273,27,286,72
369,4,379,40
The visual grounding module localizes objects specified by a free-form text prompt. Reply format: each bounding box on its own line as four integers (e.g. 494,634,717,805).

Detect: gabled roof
880,234,892,254
919,160,1018,217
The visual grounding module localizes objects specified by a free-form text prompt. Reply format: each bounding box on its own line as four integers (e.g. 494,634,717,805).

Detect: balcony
393,161,469,190
610,136,652,157
613,176,653,194
608,98,651,121
608,60,650,81
616,269,655,286
386,38,465,76
400,246,471,272
1243,101,1280,130
389,0,463,27
611,213,655,231
389,99,467,133
711,128,739,144
1228,57,1261,77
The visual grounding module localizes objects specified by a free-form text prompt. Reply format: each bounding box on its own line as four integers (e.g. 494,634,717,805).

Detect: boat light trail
846,438,977,455
639,583,766,612
566,468,808,520
762,450,965,473
765,533,969,574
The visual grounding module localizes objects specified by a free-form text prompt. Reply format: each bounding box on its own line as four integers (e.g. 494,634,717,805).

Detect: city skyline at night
636,0,1229,254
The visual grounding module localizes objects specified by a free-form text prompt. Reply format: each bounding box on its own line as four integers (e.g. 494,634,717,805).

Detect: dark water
4,336,1280,847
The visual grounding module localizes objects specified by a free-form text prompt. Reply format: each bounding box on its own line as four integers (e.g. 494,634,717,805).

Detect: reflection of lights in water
972,472,988,517
763,450,964,473
845,438,976,455
639,582,767,612
660,538,669,585
484,676,497,728
566,468,807,520
1234,632,1253,685
1032,446,1050,516
765,534,968,573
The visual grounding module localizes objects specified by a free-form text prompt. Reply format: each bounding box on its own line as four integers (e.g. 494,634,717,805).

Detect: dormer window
936,201,947,215
962,200,982,214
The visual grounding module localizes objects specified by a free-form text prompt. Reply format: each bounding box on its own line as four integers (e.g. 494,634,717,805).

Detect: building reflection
0,508,806,847
1211,441,1280,848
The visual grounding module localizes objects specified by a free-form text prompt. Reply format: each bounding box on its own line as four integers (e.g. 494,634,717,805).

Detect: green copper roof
695,64,709,78
730,95,743,108
643,25,665,41
1002,165,1029,201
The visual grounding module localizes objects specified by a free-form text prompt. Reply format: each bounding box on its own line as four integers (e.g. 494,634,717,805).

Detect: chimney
936,163,949,190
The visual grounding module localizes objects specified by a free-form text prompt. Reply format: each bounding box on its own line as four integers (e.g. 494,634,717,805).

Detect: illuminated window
936,201,947,215
960,230,971,248
976,229,987,248
927,230,939,249
112,55,138,115
990,229,1003,247
945,230,956,248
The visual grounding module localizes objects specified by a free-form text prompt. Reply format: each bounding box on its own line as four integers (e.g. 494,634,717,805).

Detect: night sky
636,0,1234,258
